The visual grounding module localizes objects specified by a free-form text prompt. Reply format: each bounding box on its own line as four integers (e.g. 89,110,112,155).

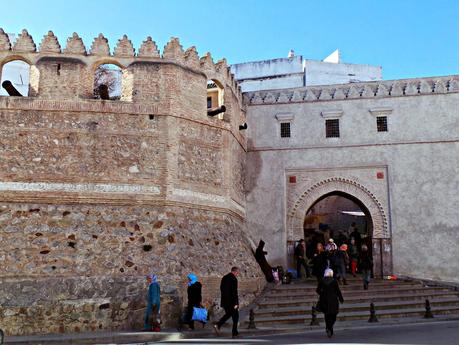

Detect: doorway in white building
302,191,374,278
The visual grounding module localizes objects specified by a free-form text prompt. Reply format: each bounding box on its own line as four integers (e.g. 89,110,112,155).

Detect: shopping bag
191,306,208,323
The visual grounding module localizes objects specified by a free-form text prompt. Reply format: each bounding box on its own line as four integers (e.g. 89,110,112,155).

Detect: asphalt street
105,320,459,345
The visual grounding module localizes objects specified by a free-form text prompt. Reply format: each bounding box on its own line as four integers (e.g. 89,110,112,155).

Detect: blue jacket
147,282,161,309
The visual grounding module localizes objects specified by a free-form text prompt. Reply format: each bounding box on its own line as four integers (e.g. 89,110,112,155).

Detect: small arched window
1,60,31,96
207,79,224,109
93,63,122,100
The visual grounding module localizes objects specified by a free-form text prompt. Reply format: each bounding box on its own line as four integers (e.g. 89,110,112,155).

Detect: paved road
143,320,459,345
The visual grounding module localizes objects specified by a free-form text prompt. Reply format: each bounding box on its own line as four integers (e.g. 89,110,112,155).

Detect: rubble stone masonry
0,29,262,335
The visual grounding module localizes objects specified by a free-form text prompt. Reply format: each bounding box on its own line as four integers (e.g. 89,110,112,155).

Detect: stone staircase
244,277,459,328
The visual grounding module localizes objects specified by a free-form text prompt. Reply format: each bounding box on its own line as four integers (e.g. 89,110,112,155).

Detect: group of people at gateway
143,267,242,338
295,222,373,289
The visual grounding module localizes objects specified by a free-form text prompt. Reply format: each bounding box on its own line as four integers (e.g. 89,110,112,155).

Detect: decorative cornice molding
369,107,393,116
275,112,294,121
321,110,343,118
244,76,459,106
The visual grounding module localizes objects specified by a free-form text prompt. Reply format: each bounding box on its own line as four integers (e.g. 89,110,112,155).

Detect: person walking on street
316,268,344,338
295,239,311,279
336,244,349,285
349,222,362,251
360,244,373,290
144,274,161,332
214,267,240,338
181,273,202,330
348,238,359,277
312,243,328,283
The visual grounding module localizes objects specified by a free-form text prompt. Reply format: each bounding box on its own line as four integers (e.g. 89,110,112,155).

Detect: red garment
351,259,358,275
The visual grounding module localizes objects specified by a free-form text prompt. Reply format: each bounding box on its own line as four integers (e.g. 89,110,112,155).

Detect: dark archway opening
302,191,374,274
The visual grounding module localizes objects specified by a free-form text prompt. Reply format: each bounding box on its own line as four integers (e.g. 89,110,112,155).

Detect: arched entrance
287,177,392,278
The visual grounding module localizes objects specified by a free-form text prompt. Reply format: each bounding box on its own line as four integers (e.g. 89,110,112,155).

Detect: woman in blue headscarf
184,273,202,330
144,274,161,331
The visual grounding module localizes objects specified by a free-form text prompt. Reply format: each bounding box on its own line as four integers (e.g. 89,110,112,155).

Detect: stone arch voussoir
288,177,389,241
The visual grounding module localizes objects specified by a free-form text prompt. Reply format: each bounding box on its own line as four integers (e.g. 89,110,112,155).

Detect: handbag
191,306,208,323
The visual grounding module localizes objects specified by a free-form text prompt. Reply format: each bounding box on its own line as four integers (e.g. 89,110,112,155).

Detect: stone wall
0,203,262,335
0,29,263,336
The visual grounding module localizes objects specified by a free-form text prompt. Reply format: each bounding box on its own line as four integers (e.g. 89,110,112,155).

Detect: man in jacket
295,239,311,279
214,267,239,338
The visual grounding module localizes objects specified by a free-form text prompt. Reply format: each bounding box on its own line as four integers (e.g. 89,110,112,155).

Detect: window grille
325,119,340,138
280,122,291,138
377,116,388,132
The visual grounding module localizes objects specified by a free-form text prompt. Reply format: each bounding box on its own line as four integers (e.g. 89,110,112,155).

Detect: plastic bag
191,307,208,323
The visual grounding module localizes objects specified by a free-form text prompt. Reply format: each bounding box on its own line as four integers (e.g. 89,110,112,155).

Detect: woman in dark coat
255,240,274,282
316,268,344,338
312,243,328,283
184,273,202,330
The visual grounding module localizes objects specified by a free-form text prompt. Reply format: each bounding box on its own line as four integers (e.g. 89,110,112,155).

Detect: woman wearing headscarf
316,268,344,338
144,274,161,332
185,273,202,330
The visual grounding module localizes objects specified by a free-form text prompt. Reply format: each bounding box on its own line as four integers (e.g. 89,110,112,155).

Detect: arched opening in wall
93,63,122,100
303,191,374,276
0,60,31,96
207,79,225,119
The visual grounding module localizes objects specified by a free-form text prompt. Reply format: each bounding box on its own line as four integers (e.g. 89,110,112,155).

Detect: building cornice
244,75,459,106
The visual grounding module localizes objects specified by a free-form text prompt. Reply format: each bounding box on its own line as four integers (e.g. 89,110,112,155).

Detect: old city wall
244,77,459,283
0,29,263,335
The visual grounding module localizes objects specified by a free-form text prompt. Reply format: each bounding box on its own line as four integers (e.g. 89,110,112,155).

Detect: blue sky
1,0,458,80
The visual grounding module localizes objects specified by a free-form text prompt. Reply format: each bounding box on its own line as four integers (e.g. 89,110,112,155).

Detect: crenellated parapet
244,76,459,105
0,28,243,110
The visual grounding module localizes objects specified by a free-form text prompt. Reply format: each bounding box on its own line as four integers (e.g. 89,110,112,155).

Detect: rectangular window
207,97,212,109
280,122,291,138
377,116,388,132
325,119,340,138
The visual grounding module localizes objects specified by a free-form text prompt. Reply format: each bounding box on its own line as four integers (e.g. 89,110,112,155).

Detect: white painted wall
231,54,382,92
244,86,459,283
304,60,382,86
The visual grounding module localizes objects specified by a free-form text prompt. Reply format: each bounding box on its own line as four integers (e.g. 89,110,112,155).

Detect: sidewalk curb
3,331,182,345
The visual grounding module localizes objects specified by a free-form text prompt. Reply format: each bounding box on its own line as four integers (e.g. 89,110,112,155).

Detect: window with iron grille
325,119,340,138
207,97,212,109
280,122,291,138
376,116,388,132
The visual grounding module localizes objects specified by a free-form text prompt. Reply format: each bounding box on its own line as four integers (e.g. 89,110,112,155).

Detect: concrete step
245,305,459,326
262,286,452,299
270,281,421,292
257,290,459,308
253,298,459,317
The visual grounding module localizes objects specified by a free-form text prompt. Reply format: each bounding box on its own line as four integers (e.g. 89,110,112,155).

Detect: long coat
316,277,344,314
312,252,328,278
187,281,202,307
220,272,238,309
147,282,161,310
255,240,274,282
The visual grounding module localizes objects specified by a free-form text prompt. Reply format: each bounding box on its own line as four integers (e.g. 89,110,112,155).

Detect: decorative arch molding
288,177,389,241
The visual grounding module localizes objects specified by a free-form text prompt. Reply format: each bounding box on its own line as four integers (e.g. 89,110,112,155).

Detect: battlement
0,28,243,105
244,75,459,105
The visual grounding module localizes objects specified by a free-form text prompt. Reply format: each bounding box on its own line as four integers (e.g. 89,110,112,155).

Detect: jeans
362,269,371,284
216,306,239,336
297,258,311,278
